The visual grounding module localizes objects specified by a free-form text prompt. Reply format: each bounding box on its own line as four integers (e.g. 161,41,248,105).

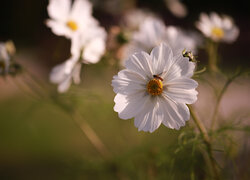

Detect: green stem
211,70,242,129
20,69,110,158
207,40,219,73
188,105,220,180
71,111,110,158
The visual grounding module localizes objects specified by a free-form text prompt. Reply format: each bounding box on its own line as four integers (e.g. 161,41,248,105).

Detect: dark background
0,0,250,69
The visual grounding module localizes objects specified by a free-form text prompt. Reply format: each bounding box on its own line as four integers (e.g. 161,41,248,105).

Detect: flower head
46,0,95,39
48,0,107,92
112,43,198,132
196,12,239,43
121,17,200,65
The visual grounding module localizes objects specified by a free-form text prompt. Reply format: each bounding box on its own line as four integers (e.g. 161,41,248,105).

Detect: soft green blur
0,62,209,179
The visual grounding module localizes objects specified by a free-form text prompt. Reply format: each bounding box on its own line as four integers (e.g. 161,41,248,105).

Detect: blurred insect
182,49,198,63
153,74,163,81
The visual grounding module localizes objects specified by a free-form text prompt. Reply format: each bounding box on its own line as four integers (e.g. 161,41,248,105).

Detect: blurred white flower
0,43,10,75
112,43,198,132
50,56,81,93
46,0,95,39
70,23,107,63
48,0,107,92
121,17,200,65
196,12,239,43
122,9,158,31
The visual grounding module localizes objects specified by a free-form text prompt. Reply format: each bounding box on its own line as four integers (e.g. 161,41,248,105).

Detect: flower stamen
66,20,78,31
147,76,163,96
211,27,224,39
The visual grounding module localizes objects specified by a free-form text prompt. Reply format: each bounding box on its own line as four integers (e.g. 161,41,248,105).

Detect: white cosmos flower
46,0,95,39
49,23,106,92
112,43,198,132
48,0,107,92
71,23,107,63
196,12,239,43
50,56,81,93
121,17,200,65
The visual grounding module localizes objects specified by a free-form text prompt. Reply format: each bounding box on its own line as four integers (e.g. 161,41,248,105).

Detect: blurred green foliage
0,63,209,179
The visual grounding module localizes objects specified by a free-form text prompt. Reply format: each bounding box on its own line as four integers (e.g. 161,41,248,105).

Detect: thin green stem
211,70,242,129
20,68,110,158
71,111,111,158
207,40,219,73
188,105,220,180
188,105,210,144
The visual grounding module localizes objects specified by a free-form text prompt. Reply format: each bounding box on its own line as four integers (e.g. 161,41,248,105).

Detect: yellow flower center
66,20,78,31
147,78,163,96
211,27,224,39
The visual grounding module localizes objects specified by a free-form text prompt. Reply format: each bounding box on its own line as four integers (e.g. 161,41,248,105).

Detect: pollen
147,78,163,96
66,20,78,31
211,27,224,39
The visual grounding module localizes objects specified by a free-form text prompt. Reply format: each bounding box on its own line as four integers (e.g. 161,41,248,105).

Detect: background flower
46,0,94,39
121,17,201,65
48,0,107,92
196,12,239,43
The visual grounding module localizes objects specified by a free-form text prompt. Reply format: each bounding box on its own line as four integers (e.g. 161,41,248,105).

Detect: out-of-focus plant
0,0,110,159
196,12,239,72
120,16,202,67
47,0,107,93
46,0,109,157
0,41,21,76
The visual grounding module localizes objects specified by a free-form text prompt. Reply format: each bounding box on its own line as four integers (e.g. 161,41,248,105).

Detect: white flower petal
222,16,233,29
166,77,198,89
164,89,198,104
196,21,212,37
112,69,146,95
50,62,68,83
83,37,106,63
114,92,149,120
150,43,173,75
50,56,81,93
200,13,211,26
134,97,163,133
46,20,72,38
57,75,72,93
174,54,196,78
161,97,190,129
69,0,92,24
125,51,153,79
47,0,70,21
70,24,107,63
210,12,222,27
224,27,239,43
